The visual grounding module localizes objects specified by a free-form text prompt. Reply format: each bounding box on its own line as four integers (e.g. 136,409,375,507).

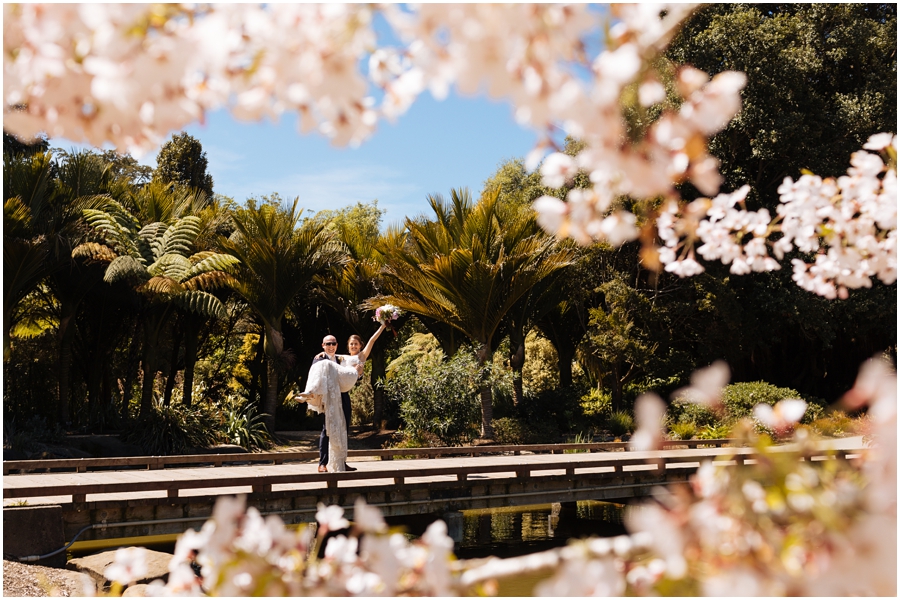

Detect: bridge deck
4,437,864,507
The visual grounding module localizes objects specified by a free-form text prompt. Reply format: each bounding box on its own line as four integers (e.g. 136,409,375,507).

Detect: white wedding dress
302,357,359,472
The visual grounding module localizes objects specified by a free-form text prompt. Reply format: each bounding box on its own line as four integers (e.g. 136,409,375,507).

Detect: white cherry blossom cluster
652,134,897,297
4,3,381,153
777,134,897,299
656,185,780,278
99,495,461,596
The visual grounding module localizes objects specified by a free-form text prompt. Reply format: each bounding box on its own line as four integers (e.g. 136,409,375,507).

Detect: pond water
71,500,631,595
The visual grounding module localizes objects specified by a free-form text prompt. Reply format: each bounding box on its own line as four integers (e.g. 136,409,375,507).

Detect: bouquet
374,304,402,336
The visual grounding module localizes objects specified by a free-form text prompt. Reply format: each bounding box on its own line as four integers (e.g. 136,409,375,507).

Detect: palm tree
4,150,114,422
219,199,345,433
74,194,239,417
374,188,575,439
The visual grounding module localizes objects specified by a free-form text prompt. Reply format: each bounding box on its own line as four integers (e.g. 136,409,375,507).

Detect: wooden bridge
3,438,863,553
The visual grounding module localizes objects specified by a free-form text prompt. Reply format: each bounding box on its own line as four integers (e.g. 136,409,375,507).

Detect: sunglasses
324,341,337,346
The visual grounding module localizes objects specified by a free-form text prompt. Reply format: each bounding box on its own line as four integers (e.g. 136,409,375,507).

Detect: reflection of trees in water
458,501,627,555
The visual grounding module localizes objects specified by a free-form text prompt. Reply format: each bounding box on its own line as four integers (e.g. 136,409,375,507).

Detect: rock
123,583,152,596
68,548,172,588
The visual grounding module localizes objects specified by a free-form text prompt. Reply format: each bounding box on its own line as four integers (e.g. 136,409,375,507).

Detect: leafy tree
219,199,344,433
3,130,49,157
668,3,897,206
154,132,214,197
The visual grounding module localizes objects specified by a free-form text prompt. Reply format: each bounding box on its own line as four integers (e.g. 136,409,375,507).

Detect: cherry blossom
673,360,730,410
752,398,807,435
629,392,666,451
104,546,149,586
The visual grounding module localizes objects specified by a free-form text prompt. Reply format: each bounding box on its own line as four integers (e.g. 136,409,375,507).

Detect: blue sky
50,91,540,228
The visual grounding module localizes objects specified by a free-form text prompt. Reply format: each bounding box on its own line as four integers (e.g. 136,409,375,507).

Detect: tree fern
173,290,226,319
148,253,193,282
139,222,169,260
71,242,117,263
182,271,239,292
184,253,240,278
160,216,201,256
137,276,185,296
104,255,149,283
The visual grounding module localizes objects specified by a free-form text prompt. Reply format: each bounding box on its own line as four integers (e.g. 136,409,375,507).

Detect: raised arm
357,323,387,363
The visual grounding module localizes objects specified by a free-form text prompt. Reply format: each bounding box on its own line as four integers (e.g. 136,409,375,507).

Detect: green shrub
809,411,855,437
121,399,219,455
669,422,697,440
722,381,808,423
385,349,482,446
349,363,375,427
492,417,531,445
607,411,634,437
580,388,612,425
2,415,66,453
668,397,719,428
221,397,272,451
697,423,731,439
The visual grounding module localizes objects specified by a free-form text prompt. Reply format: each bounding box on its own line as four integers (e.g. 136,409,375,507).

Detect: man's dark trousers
314,355,352,467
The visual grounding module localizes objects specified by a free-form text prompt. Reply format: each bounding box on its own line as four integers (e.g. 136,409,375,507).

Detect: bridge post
443,511,464,543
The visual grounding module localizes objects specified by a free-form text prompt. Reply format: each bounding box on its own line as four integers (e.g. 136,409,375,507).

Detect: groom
314,334,360,472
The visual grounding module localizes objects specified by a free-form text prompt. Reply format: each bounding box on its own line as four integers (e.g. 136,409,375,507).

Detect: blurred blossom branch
100,352,896,597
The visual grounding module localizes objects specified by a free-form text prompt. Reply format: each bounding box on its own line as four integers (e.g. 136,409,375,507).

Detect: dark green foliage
3,130,49,157
669,397,720,428
607,411,635,437
669,3,896,205
220,399,272,451
515,384,588,441
385,349,482,446
722,381,817,424
2,414,66,454
121,400,219,455
154,132,214,197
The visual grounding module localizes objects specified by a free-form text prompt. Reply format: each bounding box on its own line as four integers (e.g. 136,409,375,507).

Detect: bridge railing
3,445,857,505
2,439,739,475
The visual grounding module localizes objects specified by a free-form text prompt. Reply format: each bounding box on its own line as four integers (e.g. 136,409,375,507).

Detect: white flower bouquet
374,304,403,337
374,304,402,325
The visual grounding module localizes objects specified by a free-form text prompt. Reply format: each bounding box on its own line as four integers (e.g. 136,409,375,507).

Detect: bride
293,324,386,472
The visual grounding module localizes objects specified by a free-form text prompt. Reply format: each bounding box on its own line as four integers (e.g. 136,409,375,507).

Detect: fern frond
137,276,185,296
173,290,226,318
138,222,168,261
189,250,216,264
72,242,117,263
185,253,240,278
160,216,201,256
104,255,149,283
148,253,192,281
183,271,240,292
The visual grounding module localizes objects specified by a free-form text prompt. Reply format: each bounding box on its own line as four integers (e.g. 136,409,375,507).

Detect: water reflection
386,500,628,560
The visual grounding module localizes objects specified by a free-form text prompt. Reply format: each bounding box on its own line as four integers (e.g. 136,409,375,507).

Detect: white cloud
219,162,423,225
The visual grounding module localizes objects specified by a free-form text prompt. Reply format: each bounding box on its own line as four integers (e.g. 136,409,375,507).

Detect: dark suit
314,354,352,467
